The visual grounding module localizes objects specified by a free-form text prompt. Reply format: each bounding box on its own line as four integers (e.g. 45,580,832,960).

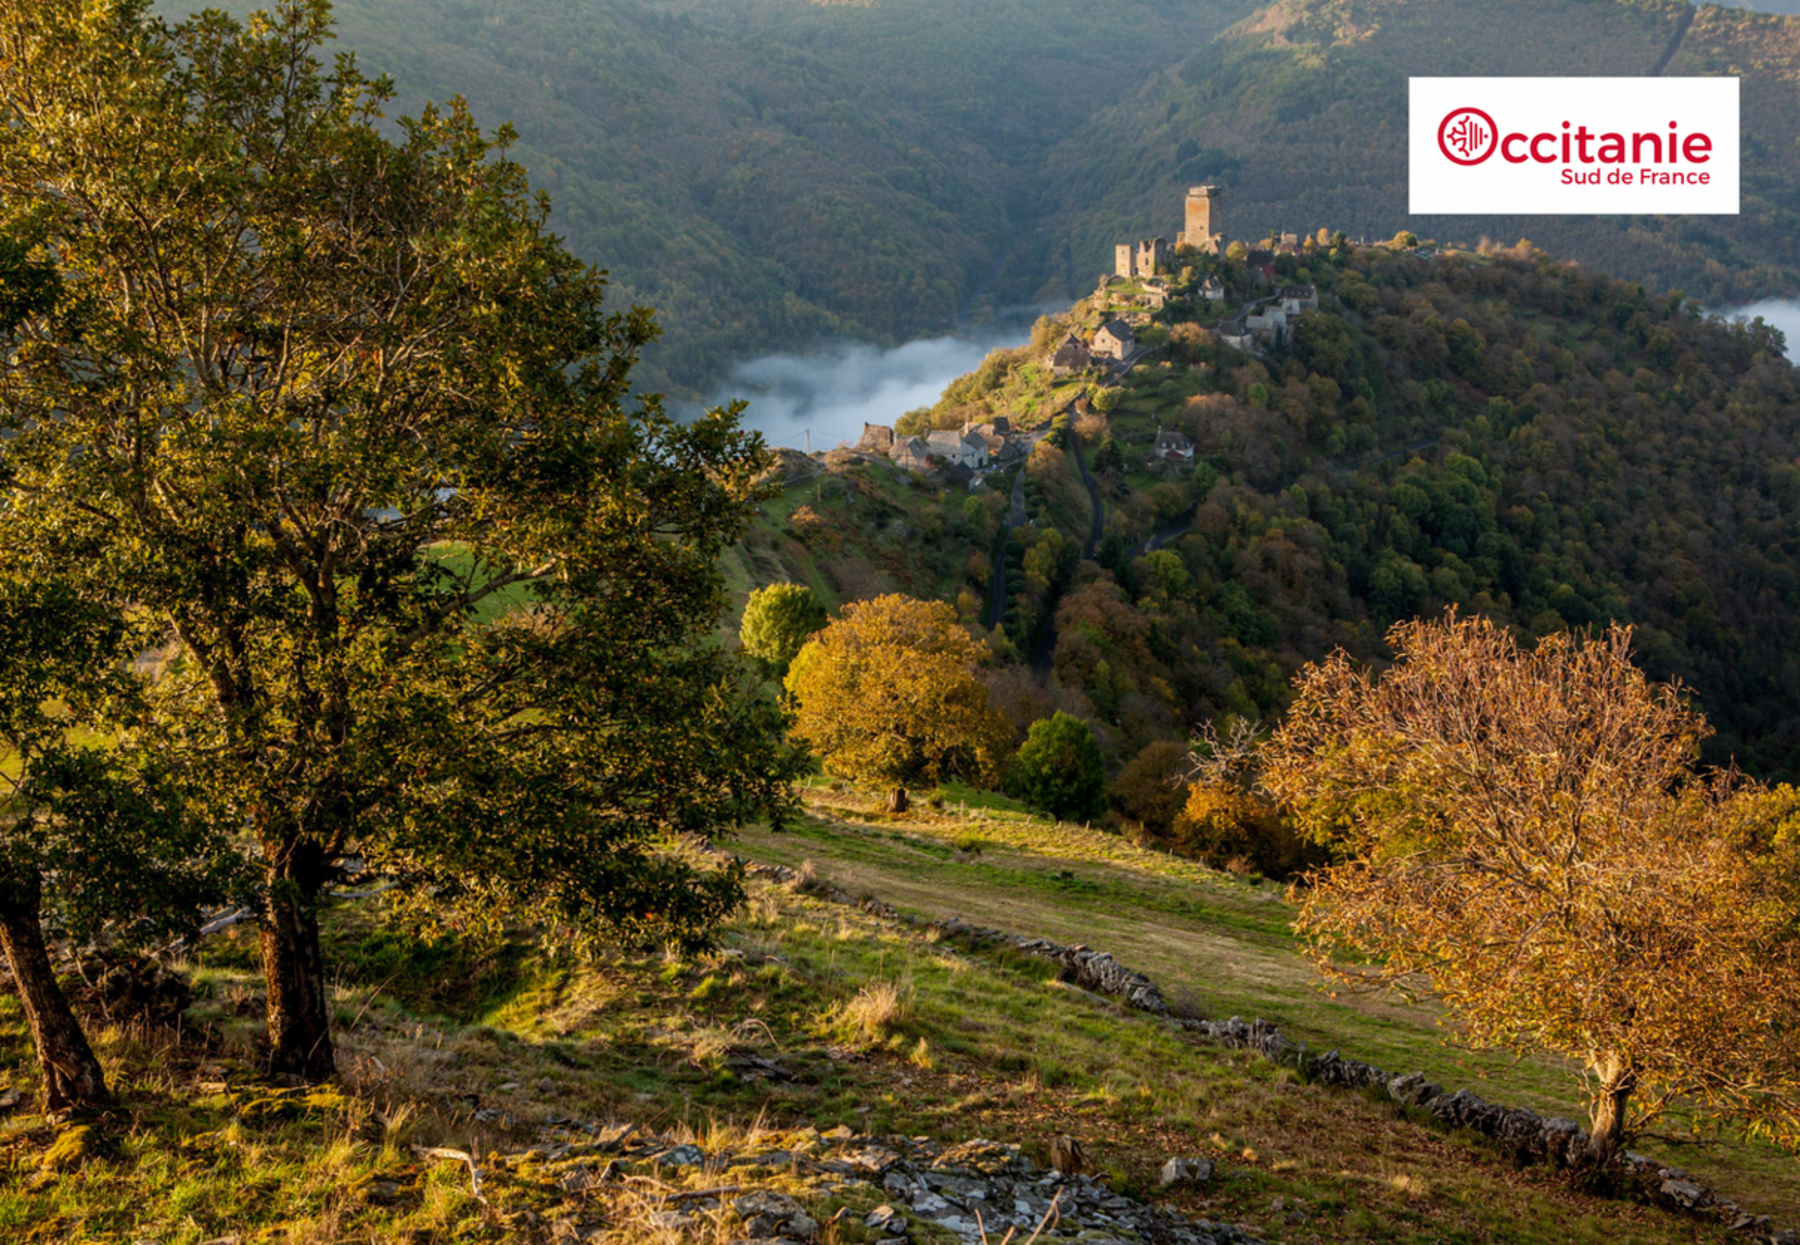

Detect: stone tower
1179,185,1223,253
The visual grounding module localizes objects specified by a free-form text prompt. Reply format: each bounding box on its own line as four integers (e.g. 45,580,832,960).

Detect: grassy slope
0,826,1760,1244
738,786,1800,1227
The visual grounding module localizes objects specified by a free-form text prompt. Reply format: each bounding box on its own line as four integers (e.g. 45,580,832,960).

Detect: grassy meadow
0,784,1780,1242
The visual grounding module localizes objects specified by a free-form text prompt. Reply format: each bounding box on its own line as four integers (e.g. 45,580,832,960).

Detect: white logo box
1409,77,1739,215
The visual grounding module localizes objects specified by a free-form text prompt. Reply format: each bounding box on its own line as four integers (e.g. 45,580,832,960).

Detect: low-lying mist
1718,298,1800,359
700,311,1054,453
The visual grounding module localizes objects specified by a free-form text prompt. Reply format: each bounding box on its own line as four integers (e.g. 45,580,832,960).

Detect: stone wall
744,859,1799,1244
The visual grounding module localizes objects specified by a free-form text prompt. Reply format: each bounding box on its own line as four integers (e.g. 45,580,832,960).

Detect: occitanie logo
1438,107,1498,165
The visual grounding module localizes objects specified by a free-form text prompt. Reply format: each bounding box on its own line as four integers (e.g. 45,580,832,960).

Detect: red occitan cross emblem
1438,107,1498,165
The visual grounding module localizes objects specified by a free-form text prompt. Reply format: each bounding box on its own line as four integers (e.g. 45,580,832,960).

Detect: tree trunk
1585,1057,1636,1163
887,786,909,814
0,869,111,1114
260,844,335,1082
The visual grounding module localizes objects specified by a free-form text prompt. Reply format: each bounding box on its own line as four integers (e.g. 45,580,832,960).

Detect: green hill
1033,0,1800,308
183,0,1256,394
164,0,1800,394
730,238,1800,783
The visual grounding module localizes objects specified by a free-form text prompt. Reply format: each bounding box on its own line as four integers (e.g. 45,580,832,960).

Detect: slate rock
865,1204,907,1235
1158,1156,1215,1187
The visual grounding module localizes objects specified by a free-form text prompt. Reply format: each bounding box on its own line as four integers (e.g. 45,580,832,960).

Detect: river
706,309,1051,454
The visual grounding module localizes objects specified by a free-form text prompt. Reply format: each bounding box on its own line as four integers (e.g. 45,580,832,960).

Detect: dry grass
737,783,1800,1227
834,981,910,1045
0,804,1769,1242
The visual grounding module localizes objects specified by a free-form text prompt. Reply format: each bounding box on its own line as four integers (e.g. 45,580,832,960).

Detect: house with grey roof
1091,319,1136,361
926,428,986,470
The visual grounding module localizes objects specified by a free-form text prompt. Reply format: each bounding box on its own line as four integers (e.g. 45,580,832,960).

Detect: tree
0,578,236,1114
0,0,798,1081
740,583,830,675
1009,713,1106,822
1109,739,1189,836
785,595,1007,810
0,240,235,1114
1262,614,1800,1161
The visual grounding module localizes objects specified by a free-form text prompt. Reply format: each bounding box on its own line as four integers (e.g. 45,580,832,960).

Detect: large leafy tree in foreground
1263,614,1800,1161
0,0,798,1080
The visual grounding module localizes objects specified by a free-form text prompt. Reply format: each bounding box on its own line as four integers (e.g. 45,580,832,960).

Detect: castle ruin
1113,185,1225,279
1177,185,1223,254
1114,237,1173,280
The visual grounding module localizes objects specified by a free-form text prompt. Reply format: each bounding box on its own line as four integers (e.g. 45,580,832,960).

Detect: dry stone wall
745,860,1799,1244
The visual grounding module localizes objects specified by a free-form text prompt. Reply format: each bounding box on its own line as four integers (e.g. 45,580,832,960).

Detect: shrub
1172,782,1315,878
1008,712,1107,822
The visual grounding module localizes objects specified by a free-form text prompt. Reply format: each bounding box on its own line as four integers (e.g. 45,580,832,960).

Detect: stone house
1154,427,1195,462
961,417,1013,459
856,423,894,454
1279,285,1318,315
1199,276,1225,302
891,436,932,472
1216,318,1254,352
1051,335,1093,377
1091,319,1136,361
926,428,986,470
1245,249,1277,285
1246,307,1290,346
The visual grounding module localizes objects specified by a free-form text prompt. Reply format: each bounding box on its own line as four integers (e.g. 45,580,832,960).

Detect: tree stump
887,787,909,814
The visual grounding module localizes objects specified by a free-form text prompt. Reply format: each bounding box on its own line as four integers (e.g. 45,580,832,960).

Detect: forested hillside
1038,0,1800,308
173,0,1254,393
734,240,1800,800
163,0,1800,394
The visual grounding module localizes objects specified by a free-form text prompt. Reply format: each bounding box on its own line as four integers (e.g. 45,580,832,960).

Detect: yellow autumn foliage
1263,613,1800,1161
785,594,1008,791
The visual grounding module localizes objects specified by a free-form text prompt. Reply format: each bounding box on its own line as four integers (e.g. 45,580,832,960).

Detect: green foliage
0,0,799,1077
740,582,829,675
1043,0,1800,306
205,0,1254,393
1008,712,1106,822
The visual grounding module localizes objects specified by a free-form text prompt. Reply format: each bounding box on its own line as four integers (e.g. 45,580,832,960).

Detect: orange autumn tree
786,595,1008,811
1262,613,1800,1163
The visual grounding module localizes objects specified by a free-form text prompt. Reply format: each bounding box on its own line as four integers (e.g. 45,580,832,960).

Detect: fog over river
704,309,1052,454
698,298,1798,455
1719,298,1800,359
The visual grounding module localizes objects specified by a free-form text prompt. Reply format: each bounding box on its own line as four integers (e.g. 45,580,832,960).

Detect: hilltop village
839,187,1326,483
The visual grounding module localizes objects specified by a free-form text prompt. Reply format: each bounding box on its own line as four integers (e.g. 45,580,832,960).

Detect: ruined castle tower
1178,185,1223,253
